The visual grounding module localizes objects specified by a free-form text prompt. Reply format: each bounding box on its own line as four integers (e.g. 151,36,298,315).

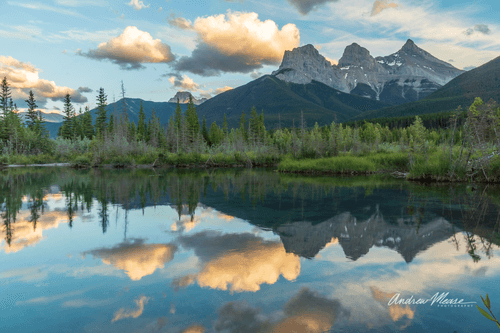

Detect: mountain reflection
278,210,455,262
1,168,499,264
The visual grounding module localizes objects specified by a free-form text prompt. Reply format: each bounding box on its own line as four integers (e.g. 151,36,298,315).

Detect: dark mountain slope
351,55,500,121
196,75,389,129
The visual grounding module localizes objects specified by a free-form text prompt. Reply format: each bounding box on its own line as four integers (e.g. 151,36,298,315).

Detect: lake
1,167,499,333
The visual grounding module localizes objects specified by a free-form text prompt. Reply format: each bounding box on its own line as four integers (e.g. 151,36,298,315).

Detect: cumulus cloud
370,0,399,16
215,86,233,94
464,24,492,36
168,74,200,92
0,56,87,107
84,239,177,281
171,11,299,76
214,288,349,333
77,26,175,70
128,0,149,10
174,231,300,292
286,0,339,15
168,13,194,30
77,86,92,93
112,295,149,322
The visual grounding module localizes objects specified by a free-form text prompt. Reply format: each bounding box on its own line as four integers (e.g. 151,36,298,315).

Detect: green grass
278,152,409,174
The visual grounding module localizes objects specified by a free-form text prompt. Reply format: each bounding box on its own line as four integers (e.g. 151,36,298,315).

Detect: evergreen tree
201,116,209,143
95,87,108,136
0,77,11,117
108,113,114,135
82,106,94,139
25,90,38,129
239,111,247,141
174,99,182,132
185,95,199,143
137,101,146,141
209,121,222,146
60,94,75,140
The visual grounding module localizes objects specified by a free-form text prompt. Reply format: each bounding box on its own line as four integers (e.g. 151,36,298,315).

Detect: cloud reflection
85,239,177,281
112,295,149,322
174,231,300,292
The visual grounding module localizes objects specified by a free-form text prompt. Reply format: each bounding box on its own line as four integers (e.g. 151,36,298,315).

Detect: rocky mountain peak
168,91,207,105
338,43,380,71
400,39,420,53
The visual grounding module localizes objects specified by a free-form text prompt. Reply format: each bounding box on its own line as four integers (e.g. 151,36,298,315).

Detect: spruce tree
82,106,94,139
25,90,38,129
0,77,11,118
95,87,108,136
108,113,114,135
185,95,199,143
201,116,209,143
239,111,247,141
174,99,182,132
60,94,75,140
137,101,146,141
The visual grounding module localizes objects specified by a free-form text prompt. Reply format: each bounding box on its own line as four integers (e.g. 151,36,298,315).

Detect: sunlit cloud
77,26,175,70
0,56,87,107
85,239,177,281
168,74,200,92
174,231,300,292
172,11,299,76
215,86,234,94
112,295,149,322
370,0,399,16
127,0,149,11
168,14,194,30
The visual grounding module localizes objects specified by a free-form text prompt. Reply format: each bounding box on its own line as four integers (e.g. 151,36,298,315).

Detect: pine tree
1,77,11,118
95,87,108,136
137,101,146,141
25,90,38,129
82,106,94,139
108,113,115,135
185,95,200,143
60,94,75,140
239,111,247,142
174,99,182,132
201,116,209,144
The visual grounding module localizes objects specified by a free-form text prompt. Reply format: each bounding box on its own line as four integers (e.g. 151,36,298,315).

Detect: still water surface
1,168,500,332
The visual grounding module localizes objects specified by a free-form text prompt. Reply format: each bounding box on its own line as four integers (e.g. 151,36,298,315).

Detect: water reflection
1,168,500,332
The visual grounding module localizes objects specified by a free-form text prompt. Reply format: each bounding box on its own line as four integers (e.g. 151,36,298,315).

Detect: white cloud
168,74,200,92
193,11,300,65
0,56,87,107
77,26,175,70
7,2,85,17
54,0,107,6
127,0,149,10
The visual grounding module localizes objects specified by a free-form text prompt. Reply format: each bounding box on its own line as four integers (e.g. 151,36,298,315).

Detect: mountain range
40,39,499,137
272,40,464,106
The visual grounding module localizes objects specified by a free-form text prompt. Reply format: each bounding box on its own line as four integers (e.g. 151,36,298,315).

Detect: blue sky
1,0,499,113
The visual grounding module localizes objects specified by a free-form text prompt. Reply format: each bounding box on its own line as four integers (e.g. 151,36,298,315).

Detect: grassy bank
277,152,408,175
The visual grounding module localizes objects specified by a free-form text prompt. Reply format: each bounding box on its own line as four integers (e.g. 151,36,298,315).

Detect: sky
1,0,499,114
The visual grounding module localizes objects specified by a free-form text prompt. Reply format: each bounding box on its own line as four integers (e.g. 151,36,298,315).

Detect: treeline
1,75,499,182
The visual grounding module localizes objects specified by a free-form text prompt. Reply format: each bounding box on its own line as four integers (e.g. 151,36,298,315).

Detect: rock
272,40,464,105
168,91,207,105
